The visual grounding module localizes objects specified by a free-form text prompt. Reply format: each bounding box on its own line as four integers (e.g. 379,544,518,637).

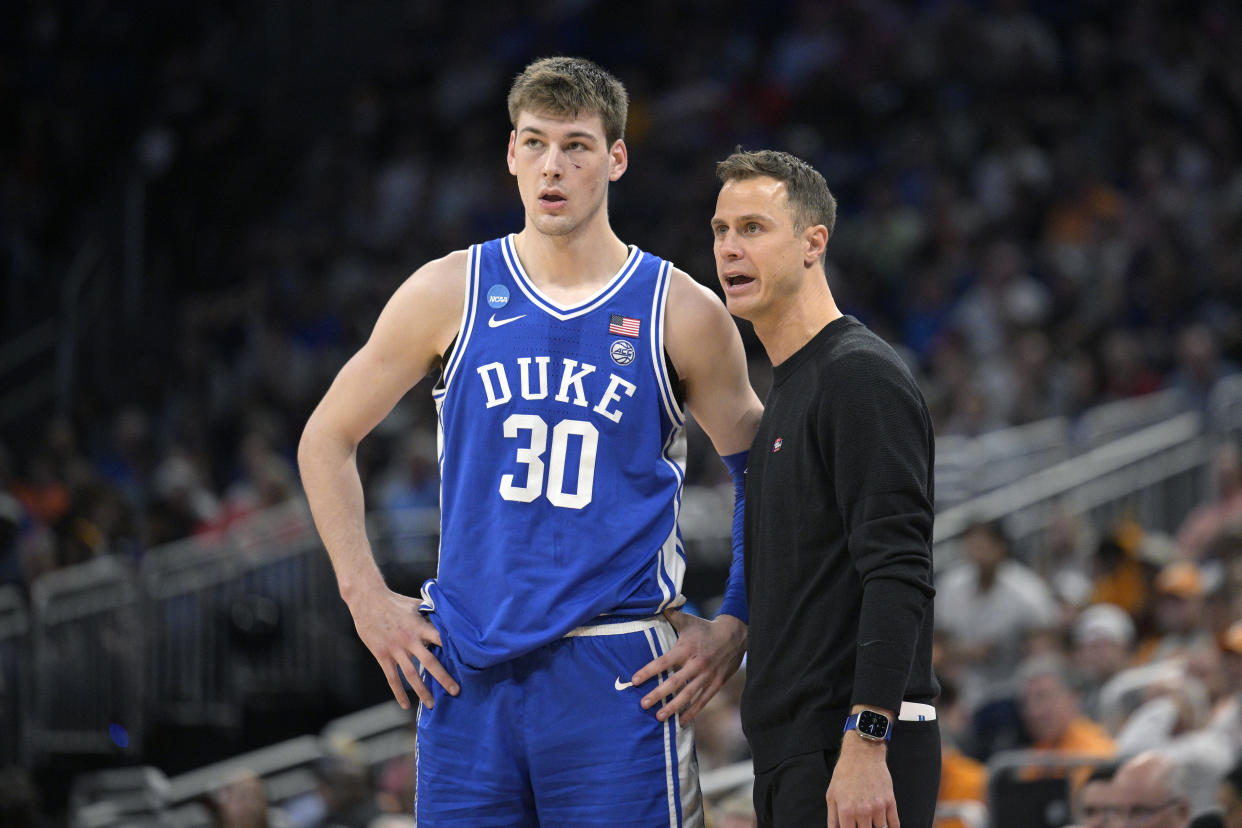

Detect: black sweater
741,316,938,773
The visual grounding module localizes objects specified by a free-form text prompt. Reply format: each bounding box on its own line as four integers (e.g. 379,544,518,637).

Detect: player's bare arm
631,267,762,722
298,250,467,710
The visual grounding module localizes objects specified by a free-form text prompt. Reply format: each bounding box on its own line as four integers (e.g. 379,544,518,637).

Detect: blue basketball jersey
421,234,688,670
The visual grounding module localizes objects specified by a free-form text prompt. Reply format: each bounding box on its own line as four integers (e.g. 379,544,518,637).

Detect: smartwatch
843,709,893,742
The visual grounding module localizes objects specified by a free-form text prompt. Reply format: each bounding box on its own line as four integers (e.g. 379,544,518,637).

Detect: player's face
507,110,626,238
711,176,816,324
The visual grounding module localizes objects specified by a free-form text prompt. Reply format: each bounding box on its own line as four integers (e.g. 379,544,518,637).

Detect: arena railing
932,410,1212,572
138,702,416,827
984,750,1115,828
1075,386,1191,449
934,800,988,828
28,555,145,759
0,584,30,767
935,417,1073,511
162,733,324,823
141,499,350,730
1211,371,1242,439
67,765,172,828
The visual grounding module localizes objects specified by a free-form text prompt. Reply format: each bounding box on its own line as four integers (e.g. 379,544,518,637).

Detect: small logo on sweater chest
773,437,783,452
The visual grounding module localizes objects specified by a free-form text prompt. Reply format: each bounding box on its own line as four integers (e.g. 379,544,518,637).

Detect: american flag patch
609,314,641,338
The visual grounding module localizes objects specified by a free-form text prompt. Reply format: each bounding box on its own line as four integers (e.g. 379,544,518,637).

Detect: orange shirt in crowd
938,747,988,828
1034,716,1117,757
1021,717,1117,787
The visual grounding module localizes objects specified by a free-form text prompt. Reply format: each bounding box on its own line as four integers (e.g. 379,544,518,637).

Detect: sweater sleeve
825,350,936,715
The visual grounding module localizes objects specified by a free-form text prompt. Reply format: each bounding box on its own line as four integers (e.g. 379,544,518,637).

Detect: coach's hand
631,610,746,723
826,726,899,828
347,585,459,710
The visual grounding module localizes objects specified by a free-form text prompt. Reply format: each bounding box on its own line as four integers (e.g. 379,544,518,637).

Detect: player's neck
753,277,842,367
513,221,629,300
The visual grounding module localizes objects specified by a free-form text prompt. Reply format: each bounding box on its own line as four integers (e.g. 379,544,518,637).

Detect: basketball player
298,57,762,827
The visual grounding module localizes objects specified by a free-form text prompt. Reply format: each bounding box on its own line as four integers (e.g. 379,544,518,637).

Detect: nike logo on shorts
614,677,634,691
488,313,526,328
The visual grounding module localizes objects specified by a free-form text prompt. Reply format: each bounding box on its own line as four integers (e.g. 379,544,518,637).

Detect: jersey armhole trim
651,260,685,427
437,244,481,396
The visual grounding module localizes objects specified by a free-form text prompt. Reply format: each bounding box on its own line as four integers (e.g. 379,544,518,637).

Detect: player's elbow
297,408,348,476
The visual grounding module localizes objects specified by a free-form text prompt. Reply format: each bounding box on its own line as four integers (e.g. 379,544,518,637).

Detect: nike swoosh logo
614,678,634,691
488,313,526,328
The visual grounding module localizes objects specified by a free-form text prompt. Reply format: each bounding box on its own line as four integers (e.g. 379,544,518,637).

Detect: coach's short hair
507,57,629,146
716,148,837,238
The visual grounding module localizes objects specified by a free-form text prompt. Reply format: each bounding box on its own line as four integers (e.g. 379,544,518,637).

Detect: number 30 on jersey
498,414,598,509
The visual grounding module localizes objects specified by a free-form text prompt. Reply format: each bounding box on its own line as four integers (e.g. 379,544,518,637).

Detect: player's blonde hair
507,57,629,146
717,149,838,238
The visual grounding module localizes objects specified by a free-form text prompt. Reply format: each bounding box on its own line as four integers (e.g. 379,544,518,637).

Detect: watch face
857,710,891,739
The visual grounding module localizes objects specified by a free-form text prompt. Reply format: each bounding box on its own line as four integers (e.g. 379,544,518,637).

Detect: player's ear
608,139,627,182
507,131,518,176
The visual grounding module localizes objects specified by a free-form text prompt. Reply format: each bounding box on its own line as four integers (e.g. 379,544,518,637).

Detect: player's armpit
662,268,762,457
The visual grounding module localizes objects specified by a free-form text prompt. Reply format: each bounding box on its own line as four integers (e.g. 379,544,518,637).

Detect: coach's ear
803,223,829,267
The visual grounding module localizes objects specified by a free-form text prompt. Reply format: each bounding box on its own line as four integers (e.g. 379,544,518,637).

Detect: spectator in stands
1016,654,1116,766
936,678,989,828
1072,603,1137,721
1109,752,1194,828
691,669,750,773
373,722,415,817
1088,520,1152,618
1219,760,1242,828
1134,561,1215,665
1143,622,1242,815
0,492,24,590
1176,442,1242,561
0,766,46,828
210,769,289,828
1111,653,1217,768
6,3,1242,823
309,752,382,828
936,518,1058,754
1099,329,1164,402
709,791,759,828
372,431,439,540
950,237,1052,364
1167,324,1239,415
1072,761,1119,828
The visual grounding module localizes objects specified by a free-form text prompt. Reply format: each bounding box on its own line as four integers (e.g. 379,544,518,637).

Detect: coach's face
711,176,822,325
507,109,626,238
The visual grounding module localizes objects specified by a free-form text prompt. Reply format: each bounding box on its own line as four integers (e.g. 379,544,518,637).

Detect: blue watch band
844,710,893,742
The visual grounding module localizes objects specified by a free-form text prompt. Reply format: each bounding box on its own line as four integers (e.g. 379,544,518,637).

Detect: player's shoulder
372,249,470,355
389,249,469,305
413,248,471,283
665,266,728,325
663,267,736,356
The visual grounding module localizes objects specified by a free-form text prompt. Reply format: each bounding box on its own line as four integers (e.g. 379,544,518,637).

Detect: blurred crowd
5,0,1242,595
4,0,1242,825
924,460,1242,826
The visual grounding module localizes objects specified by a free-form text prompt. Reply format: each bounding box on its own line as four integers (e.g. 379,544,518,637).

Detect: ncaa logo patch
610,339,636,366
486,284,510,309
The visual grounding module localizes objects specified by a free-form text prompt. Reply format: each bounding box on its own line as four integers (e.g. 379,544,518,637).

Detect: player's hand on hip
826,733,899,828
347,586,460,710
630,610,746,723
